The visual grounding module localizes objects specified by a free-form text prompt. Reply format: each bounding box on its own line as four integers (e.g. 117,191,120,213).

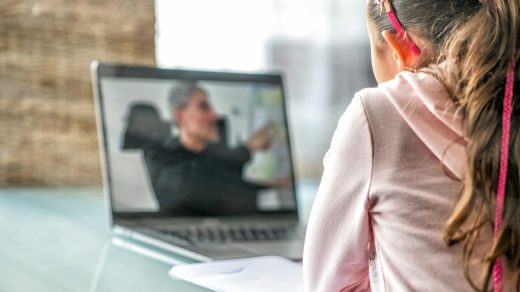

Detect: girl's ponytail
441,0,519,290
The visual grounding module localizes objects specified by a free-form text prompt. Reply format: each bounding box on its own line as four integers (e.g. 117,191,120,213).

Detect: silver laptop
91,62,305,262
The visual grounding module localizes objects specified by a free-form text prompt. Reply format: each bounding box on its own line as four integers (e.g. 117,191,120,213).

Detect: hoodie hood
378,71,467,180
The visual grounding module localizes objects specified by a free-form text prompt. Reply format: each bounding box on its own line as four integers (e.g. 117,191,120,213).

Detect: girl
303,0,519,291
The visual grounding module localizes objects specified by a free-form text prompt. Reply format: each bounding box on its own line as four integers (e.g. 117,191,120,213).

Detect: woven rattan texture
0,0,155,186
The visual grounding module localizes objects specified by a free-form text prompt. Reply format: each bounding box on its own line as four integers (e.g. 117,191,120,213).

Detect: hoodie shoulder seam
355,92,376,206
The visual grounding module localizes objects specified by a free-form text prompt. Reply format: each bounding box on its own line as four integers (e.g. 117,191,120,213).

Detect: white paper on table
169,256,304,292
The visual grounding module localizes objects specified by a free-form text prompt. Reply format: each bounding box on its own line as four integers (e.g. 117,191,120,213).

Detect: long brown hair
367,0,519,290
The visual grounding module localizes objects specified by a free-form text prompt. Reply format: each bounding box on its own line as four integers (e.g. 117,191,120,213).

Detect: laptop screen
94,64,297,218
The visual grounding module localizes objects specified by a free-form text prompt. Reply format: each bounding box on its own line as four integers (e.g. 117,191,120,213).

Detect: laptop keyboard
161,225,293,244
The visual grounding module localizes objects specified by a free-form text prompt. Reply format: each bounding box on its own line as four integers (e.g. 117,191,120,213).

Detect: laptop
91,62,305,262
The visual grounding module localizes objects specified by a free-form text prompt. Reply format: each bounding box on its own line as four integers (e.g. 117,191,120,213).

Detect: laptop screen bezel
92,62,300,223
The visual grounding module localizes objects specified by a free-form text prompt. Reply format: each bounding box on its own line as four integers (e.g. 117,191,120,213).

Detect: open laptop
91,62,305,262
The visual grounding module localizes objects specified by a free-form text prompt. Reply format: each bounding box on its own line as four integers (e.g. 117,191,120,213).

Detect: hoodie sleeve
303,94,373,292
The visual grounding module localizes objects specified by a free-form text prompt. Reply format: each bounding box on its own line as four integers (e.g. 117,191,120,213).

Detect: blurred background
0,0,374,187
0,1,375,291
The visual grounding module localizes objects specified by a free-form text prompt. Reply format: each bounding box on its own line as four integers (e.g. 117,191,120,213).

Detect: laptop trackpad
190,242,258,260
233,240,304,260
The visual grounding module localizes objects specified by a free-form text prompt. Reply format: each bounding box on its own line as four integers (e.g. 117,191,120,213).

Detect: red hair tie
492,56,516,292
374,0,422,56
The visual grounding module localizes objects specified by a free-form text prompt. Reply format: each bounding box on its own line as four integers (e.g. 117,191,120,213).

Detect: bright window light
156,0,273,71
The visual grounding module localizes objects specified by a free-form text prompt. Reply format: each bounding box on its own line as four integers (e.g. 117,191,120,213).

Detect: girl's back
303,0,519,290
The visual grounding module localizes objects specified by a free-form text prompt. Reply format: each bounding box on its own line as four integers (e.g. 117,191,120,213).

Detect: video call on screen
101,77,296,216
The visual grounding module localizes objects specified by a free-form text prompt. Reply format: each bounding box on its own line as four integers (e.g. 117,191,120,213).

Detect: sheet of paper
169,256,304,292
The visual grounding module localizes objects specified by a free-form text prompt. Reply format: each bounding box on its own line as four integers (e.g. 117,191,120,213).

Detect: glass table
0,182,318,292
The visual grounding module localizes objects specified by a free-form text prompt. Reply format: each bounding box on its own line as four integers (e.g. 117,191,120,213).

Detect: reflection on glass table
91,237,206,292
0,182,317,292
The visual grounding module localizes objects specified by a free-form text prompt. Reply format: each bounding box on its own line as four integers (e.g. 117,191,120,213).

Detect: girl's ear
381,30,420,71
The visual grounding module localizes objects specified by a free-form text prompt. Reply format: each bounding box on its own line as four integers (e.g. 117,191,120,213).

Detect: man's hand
246,123,274,152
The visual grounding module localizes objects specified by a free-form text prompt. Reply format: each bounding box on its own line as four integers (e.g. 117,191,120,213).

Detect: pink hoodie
303,71,517,291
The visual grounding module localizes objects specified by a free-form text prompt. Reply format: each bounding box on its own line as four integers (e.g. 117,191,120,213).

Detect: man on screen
144,81,274,216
